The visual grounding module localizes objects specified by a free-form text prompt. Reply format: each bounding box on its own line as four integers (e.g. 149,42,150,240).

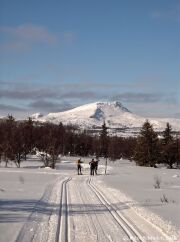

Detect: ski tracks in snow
15,177,71,242
15,175,177,242
87,178,144,242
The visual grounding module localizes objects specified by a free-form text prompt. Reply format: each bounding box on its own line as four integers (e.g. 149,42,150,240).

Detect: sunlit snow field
0,156,180,241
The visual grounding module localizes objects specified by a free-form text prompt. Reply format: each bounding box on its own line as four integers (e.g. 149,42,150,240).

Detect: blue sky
0,0,179,118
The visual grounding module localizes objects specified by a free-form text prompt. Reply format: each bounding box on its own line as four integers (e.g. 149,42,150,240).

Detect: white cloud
0,24,58,51
0,24,57,44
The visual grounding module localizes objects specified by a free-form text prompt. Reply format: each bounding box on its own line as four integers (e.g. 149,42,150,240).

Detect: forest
0,115,179,169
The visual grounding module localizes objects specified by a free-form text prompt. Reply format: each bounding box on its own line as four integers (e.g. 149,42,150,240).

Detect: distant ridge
31,101,180,136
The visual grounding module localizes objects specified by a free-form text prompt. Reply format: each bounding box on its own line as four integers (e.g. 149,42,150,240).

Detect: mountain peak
31,112,44,119
95,101,131,113
30,101,180,135
87,101,131,121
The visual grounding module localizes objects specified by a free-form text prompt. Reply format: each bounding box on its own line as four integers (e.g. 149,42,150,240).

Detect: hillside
31,101,180,136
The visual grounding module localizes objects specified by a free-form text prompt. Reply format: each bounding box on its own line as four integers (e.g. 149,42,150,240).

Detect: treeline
134,120,180,168
0,115,179,169
0,115,135,168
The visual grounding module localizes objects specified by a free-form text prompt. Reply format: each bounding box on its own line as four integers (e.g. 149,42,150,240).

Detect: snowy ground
0,156,180,242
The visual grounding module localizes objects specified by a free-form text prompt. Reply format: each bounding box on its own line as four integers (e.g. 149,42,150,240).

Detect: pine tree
100,121,109,174
100,121,109,158
163,123,173,145
161,123,176,168
134,120,158,167
108,136,119,161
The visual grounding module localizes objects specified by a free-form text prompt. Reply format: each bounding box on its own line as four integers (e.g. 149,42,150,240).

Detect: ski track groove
56,177,71,242
69,176,132,242
93,179,174,242
72,178,95,241
87,177,145,242
82,178,118,242
15,177,71,242
80,178,104,241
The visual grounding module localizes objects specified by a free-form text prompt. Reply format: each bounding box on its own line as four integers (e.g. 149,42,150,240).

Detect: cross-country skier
76,158,83,175
94,158,99,175
89,158,95,175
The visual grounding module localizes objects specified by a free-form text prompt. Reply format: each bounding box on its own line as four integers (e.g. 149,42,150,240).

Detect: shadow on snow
0,198,163,223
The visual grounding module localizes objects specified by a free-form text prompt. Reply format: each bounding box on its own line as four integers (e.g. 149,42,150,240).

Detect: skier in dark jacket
76,158,82,175
89,158,95,175
94,158,99,175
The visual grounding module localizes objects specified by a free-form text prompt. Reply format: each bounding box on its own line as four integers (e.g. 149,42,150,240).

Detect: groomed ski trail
15,175,177,242
68,176,174,242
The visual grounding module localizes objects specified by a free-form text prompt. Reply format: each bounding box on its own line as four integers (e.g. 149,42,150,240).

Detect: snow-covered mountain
31,101,180,136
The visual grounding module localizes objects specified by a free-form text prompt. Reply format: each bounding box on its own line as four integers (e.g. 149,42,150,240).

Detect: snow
0,167,61,241
172,174,180,178
0,156,180,241
31,101,180,136
31,112,44,119
97,160,180,239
